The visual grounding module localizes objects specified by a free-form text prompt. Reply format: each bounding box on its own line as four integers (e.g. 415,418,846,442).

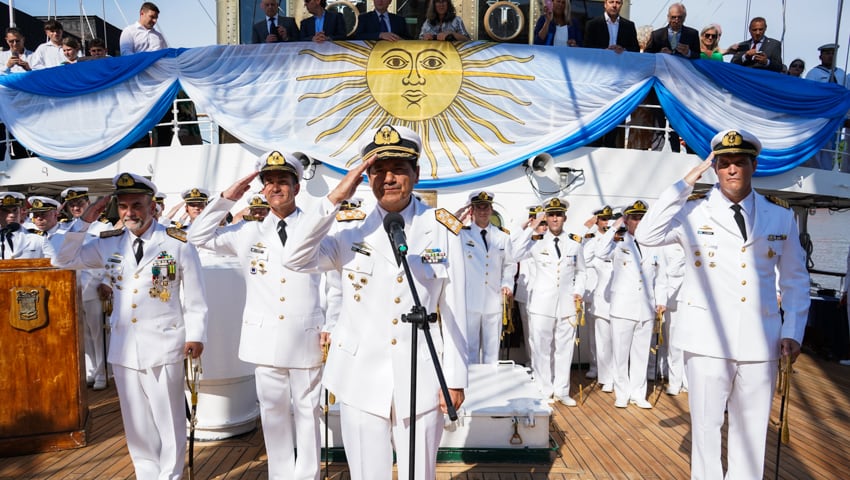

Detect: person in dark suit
353,0,412,41
644,3,700,59
583,0,639,54
300,0,348,42
251,0,300,43
729,17,783,72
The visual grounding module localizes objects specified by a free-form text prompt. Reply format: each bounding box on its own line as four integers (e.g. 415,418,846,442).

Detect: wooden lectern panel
0,258,89,456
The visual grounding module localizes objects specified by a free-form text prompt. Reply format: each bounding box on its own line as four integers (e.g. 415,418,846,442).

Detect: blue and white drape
0,41,847,187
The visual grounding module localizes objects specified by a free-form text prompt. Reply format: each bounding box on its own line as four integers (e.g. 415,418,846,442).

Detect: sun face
297,41,534,178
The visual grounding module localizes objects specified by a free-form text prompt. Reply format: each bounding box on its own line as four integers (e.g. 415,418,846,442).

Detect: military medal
151,251,176,303
768,247,776,259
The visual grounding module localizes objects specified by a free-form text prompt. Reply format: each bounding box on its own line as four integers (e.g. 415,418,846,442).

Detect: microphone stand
392,238,459,480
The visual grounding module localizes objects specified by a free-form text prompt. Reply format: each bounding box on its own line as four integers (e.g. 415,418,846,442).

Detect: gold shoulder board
569,233,581,244
99,229,125,238
335,209,367,222
166,227,188,243
687,193,707,201
585,232,595,239
435,208,462,235
531,234,544,241
766,195,790,209
499,226,511,235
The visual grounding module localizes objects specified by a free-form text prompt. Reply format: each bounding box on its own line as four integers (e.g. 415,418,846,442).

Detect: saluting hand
81,195,112,224
327,155,375,205
223,171,260,201
684,153,714,186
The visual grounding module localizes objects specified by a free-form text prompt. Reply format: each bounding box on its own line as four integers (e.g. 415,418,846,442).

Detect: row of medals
150,252,177,302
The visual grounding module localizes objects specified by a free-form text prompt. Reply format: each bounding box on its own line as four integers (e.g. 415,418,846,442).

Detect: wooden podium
0,259,89,456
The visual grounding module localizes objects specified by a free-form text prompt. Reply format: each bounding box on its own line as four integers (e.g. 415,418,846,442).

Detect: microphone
383,212,408,261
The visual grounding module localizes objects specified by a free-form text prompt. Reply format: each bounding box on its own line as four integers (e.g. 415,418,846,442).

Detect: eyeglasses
703,33,716,39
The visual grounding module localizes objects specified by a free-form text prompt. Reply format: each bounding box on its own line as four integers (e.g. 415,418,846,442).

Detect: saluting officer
459,191,517,364
635,129,810,479
598,200,667,409
27,196,62,239
187,152,325,480
284,125,468,480
583,205,616,392
513,197,586,406
51,172,208,480
0,191,43,259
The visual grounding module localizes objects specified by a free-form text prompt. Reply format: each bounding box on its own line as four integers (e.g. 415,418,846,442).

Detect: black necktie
554,237,561,258
269,17,276,35
134,238,144,264
379,14,389,33
277,220,288,247
635,239,642,258
480,229,489,252
731,204,747,241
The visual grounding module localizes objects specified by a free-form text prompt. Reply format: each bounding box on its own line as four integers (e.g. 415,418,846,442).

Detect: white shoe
554,395,577,407
666,386,681,396
630,398,652,409
93,378,107,391
585,368,598,379
601,383,614,393
614,399,628,408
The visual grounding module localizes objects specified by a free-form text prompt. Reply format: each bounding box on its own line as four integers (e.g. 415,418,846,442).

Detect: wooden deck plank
1,353,849,479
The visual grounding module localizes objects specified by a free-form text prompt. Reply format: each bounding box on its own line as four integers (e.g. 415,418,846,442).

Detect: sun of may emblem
296,41,534,178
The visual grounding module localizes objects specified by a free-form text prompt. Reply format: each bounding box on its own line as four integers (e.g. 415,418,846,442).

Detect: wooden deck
2,352,849,479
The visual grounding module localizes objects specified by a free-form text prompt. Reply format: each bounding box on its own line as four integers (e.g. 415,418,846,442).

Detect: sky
16,0,850,75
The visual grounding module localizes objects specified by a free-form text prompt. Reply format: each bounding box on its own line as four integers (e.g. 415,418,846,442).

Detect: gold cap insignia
117,173,135,187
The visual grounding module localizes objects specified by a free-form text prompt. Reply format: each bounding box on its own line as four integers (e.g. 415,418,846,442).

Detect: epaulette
27,228,46,236
687,193,706,201
461,225,471,230
584,232,595,239
499,226,510,235
335,209,366,222
569,233,581,244
99,229,125,238
435,208,462,235
766,195,790,209
59,217,70,223
531,234,544,241
171,221,184,229
166,226,188,243
98,217,111,224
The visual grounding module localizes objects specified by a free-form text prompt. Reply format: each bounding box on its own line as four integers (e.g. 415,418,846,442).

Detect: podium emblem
10,287,48,332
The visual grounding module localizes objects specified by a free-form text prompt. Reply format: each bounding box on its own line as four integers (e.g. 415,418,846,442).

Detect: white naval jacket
635,181,810,361
0,223,43,259
51,221,208,370
583,232,614,318
285,197,468,420
187,196,324,369
460,224,518,315
597,228,667,321
513,228,586,319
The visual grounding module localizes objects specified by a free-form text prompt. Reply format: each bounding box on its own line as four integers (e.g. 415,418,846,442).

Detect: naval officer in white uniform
52,172,208,480
187,151,325,480
582,205,616,392
513,197,586,406
0,191,43,259
459,190,517,363
284,125,468,480
598,200,667,409
635,129,810,480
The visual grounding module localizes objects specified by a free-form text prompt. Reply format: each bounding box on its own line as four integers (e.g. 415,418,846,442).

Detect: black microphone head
383,212,404,233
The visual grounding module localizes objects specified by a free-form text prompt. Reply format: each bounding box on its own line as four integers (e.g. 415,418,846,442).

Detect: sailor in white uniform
598,200,667,409
635,129,810,479
583,205,615,392
187,152,325,480
513,197,586,406
459,190,517,363
284,125,468,480
51,172,208,480
0,191,43,259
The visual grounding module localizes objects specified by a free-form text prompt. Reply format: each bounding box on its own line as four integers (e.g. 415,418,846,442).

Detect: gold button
391,339,397,345
361,278,367,285
394,297,401,304
117,275,123,281
741,297,746,302
131,318,137,323
279,297,285,302
695,261,702,267
134,274,139,279
708,251,715,258
132,304,137,308
280,278,286,283
695,251,701,256
348,273,355,280
279,315,285,320
392,318,399,325
133,289,138,294
396,275,403,283
741,280,747,286
354,294,361,302
741,263,746,268
741,247,746,253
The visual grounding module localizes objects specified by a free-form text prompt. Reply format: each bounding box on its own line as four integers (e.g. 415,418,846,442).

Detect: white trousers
113,363,186,480
610,315,653,403
466,310,502,364
592,314,614,385
82,298,106,381
528,313,576,397
339,402,442,480
685,353,777,480
663,307,687,390
254,365,323,480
